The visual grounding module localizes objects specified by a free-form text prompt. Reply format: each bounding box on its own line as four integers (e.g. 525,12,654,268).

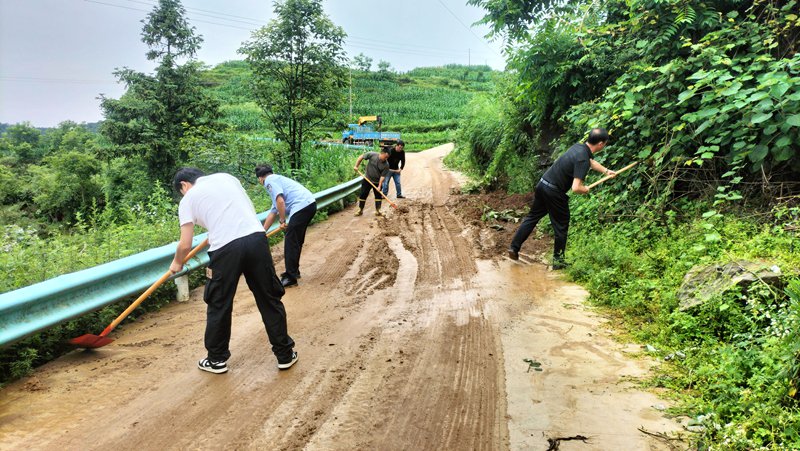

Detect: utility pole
349,67,353,119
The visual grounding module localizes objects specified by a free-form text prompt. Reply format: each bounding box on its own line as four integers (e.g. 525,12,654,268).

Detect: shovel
70,228,282,349
70,238,210,349
356,168,398,209
587,161,638,190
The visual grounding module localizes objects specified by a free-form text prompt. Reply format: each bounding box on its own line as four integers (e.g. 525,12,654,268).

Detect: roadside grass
566,202,800,449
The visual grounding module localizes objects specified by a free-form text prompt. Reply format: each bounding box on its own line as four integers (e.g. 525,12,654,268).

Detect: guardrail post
175,275,190,302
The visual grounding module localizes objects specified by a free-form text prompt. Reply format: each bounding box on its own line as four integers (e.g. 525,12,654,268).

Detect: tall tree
352,53,373,72
100,0,220,184
240,0,347,170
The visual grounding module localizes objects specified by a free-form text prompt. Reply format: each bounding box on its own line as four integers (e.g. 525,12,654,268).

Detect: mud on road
0,144,683,450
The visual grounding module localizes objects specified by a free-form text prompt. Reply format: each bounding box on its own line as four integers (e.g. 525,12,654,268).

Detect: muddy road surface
0,144,683,450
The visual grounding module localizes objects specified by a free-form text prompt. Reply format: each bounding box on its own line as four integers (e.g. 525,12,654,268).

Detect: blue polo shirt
263,174,316,221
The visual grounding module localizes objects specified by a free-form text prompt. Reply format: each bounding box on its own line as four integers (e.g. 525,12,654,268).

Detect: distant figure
508,128,617,269
170,168,298,374
382,140,406,199
256,164,317,288
353,147,390,216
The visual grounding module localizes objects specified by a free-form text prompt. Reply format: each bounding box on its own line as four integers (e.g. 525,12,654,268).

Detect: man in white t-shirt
170,168,297,374
256,164,317,288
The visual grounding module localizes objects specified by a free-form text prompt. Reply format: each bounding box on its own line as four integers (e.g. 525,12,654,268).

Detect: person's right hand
353,166,359,172
169,261,183,274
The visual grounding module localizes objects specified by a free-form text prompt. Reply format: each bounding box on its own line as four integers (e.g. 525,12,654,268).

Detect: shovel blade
70,334,114,348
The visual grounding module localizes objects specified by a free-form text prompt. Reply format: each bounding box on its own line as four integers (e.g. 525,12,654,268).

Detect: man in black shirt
382,140,406,199
508,128,617,269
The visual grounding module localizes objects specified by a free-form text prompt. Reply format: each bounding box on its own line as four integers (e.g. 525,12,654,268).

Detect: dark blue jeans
381,172,402,197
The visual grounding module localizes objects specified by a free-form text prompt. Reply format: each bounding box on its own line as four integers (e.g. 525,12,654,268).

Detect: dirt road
0,144,682,450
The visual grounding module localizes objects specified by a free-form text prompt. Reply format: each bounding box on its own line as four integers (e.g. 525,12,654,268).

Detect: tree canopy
240,0,347,170
100,0,220,184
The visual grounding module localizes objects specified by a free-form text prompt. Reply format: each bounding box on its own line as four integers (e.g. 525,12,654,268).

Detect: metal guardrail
249,136,371,151
0,176,362,347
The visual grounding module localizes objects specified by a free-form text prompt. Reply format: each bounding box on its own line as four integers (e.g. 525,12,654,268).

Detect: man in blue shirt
256,164,317,288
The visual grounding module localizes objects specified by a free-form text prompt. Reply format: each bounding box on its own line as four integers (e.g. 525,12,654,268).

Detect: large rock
677,260,783,311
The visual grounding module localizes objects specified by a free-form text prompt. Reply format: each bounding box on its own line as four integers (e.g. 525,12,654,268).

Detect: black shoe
552,260,570,270
277,351,298,370
198,357,228,374
508,249,519,261
281,276,298,287
397,195,405,199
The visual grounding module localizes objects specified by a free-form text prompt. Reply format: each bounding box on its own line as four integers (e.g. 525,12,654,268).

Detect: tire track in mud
301,230,503,450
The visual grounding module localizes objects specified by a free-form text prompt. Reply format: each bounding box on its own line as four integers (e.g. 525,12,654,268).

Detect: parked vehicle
342,115,401,146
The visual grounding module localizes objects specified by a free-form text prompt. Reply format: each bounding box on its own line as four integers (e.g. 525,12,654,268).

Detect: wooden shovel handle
587,161,638,190
356,168,398,209
100,238,209,336
99,227,283,337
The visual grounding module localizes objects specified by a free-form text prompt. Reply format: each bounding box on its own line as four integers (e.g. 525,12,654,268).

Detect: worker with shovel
508,128,617,269
353,147,391,216
170,168,297,374
256,164,317,288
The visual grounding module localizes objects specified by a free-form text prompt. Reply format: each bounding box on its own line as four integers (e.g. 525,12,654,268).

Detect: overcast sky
0,0,505,127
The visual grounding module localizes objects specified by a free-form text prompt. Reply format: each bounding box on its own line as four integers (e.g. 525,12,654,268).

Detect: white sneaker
198,358,228,374
277,351,298,370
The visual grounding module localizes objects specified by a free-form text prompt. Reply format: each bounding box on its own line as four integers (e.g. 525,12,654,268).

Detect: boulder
677,260,782,311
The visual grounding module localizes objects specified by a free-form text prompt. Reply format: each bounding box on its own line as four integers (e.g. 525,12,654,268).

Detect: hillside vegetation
202,61,496,150
449,0,800,447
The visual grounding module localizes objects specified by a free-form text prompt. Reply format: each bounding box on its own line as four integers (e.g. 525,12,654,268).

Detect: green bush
563,202,800,448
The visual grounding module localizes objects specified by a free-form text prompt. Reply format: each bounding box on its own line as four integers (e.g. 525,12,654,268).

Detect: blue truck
341,115,401,146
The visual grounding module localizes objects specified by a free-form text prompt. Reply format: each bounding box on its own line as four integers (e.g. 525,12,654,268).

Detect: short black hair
587,128,609,145
396,140,405,146
173,167,205,192
380,146,391,154
255,164,274,178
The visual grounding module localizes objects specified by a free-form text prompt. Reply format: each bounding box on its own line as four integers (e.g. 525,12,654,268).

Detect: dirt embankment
0,144,683,450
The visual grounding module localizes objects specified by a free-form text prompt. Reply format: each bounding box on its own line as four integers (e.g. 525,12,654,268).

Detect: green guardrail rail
0,176,361,347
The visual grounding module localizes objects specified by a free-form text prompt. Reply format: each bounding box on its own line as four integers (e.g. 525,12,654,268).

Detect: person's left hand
280,222,288,230
607,169,618,177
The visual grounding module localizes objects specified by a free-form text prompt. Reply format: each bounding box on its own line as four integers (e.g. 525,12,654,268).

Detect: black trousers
203,232,294,362
358,179,382,211
510,182,570,262
283,202,317,280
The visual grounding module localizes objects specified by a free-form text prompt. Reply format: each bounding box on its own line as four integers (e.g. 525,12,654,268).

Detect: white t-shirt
178,173,264,251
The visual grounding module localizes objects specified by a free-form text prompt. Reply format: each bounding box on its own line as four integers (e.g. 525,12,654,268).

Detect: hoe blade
70,334,114,349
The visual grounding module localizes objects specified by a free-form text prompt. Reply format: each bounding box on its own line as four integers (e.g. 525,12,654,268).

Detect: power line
0,75,118,85
121,0,264,27
434,0,499,56
83,0,254,30
123,0,264,24
81,0,495,62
